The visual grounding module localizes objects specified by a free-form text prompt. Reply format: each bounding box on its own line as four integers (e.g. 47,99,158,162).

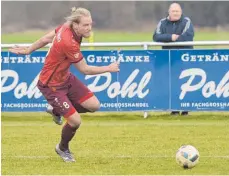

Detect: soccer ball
176,145,200,169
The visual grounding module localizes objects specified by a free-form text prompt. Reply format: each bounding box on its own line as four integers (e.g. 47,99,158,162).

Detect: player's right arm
9,30,55,55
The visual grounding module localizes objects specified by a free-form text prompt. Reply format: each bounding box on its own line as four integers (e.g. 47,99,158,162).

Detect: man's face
74,16,92,38
168,4,182,21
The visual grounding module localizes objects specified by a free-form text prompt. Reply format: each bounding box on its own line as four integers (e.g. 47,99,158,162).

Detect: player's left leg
67,74,100,113
46,104,63,125
79,95,100,112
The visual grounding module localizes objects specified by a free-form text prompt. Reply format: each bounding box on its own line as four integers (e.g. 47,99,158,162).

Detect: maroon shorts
37,73,93,118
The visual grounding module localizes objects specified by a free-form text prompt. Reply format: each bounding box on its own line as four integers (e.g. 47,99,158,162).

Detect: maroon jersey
39,23,83,86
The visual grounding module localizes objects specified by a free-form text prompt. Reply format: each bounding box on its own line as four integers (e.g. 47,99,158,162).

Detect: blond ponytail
65,7,91,23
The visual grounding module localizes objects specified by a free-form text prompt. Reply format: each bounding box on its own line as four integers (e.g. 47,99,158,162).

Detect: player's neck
67,22,82,38
67,23,82,42
73,30,81,38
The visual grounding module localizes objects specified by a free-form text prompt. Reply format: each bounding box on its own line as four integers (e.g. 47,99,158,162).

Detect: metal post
143,43,148,50
143,42,148,118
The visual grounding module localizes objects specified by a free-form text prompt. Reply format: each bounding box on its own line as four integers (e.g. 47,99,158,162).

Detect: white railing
1,41,229,50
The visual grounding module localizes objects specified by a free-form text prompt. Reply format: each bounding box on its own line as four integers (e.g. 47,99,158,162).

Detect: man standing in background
153,2,194,115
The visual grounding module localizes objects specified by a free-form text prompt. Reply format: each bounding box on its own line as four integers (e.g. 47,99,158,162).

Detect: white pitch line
2,155,229,159
2,175,229,176
2,122,229,127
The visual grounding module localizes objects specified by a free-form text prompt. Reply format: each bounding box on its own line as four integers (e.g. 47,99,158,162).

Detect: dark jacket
153,15,194,49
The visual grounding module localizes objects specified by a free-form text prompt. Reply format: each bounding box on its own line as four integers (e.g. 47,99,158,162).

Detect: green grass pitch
2,112,229,175
1,30,229,175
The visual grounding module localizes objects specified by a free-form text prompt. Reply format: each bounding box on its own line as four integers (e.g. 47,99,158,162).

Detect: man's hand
172,34,180,41
9,45,30,55
108,62,120,72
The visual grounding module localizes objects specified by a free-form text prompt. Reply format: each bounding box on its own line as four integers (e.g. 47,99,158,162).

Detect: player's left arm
73,58,119,75
63,35,119,75
176,18,194,42
9,30,55,55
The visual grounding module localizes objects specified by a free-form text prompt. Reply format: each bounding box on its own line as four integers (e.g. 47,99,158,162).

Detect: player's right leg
37,81,80,162
48,98,81,162
55,111,81,162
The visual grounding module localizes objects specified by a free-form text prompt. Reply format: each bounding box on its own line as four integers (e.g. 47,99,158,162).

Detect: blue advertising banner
170,49,229,111
1,49,228,112
1,50,169,112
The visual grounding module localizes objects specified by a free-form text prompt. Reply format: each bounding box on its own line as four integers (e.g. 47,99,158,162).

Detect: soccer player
9,7,120,162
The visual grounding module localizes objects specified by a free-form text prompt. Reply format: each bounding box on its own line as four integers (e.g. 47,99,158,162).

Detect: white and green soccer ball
176,145,200,169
